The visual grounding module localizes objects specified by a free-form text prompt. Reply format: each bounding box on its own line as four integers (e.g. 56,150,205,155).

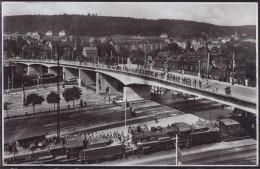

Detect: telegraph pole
11,68,14,89
144,50,146,68
22,66,26,104
56,42,61,138
198,61,201,77
105,51,107,65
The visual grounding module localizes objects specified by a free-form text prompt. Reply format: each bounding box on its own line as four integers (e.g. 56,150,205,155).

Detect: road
4,85,115,117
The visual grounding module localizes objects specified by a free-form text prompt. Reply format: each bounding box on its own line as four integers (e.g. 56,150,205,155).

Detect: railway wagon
78,137,124,163
188,124,220,147
137,136,176,154
171,122,192,140
218,119,248,140
188,130,220,147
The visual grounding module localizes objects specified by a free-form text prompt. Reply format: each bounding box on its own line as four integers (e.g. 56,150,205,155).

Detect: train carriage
218,119,249,141
78,137,124,163
188,124,220,146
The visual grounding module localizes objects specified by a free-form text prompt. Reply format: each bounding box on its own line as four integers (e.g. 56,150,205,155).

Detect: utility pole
125,99,127,136
41,65,42,85
118,54,119,66
232,52,235,77
110,50,112,65
22,66,26,104
8,75,10,91
198,61,201,77
56,42,61,138
207,52,210,78
105,51,107,65
11,68,14,89
144,50,146,68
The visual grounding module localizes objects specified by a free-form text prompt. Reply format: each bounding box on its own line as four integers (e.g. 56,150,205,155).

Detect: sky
2,2,257,26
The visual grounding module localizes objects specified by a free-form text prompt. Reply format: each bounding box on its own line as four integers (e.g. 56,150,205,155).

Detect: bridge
9,59,257,114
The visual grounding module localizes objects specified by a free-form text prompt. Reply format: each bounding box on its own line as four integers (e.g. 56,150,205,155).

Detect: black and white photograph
2,2,258,166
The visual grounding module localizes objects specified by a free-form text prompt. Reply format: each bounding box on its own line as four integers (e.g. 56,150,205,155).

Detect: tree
62,86,82,107
46,91,60,110
185,40,192,52
167,42,182,54
24,93,45,113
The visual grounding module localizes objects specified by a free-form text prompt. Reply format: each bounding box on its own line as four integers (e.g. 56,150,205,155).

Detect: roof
172,122,192,132
218,119,240,126
4,125,47,144
191,124,208,131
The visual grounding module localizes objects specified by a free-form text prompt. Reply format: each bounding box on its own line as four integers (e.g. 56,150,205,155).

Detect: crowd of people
195,118,219,128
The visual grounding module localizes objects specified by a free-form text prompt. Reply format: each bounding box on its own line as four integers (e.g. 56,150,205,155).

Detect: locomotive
129,118,248,153
4,118,249,164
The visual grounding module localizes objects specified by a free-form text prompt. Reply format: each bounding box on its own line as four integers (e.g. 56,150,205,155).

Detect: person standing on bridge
193,79,197,87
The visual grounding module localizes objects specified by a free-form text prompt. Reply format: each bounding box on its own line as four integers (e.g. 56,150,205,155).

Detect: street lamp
198,61,201,78
125,99,127,137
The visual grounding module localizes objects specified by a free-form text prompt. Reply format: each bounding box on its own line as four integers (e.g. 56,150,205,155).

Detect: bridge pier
64,67,79,80
96,72,122,94
80,69,96,87
48,67,62,76
123,84,151,101
27,65,41,75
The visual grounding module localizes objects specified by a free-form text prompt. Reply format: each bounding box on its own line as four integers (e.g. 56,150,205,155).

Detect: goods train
4,118,250,164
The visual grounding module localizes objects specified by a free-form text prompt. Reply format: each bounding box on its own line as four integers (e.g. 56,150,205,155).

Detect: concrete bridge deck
10,59,257,114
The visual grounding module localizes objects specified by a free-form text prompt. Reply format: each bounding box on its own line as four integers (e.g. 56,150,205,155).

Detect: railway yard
3,86,258,165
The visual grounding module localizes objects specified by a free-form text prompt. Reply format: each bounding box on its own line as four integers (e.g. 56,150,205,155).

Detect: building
160,33,168,39
207,40,221,51
89,37,95,43
59,30,66,37
190,39,206,51
32,32,39,37
46,30,52,36
101,37,107,43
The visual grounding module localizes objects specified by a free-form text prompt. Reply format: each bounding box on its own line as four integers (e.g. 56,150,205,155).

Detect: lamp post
125,99,127,137
56,42,61,138
11,68,14,89
198,61,201,78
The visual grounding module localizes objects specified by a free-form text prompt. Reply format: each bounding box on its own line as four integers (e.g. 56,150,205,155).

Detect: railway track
46,104,180,134
4,100,152,132
138,144,256,165
182,144,256,165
